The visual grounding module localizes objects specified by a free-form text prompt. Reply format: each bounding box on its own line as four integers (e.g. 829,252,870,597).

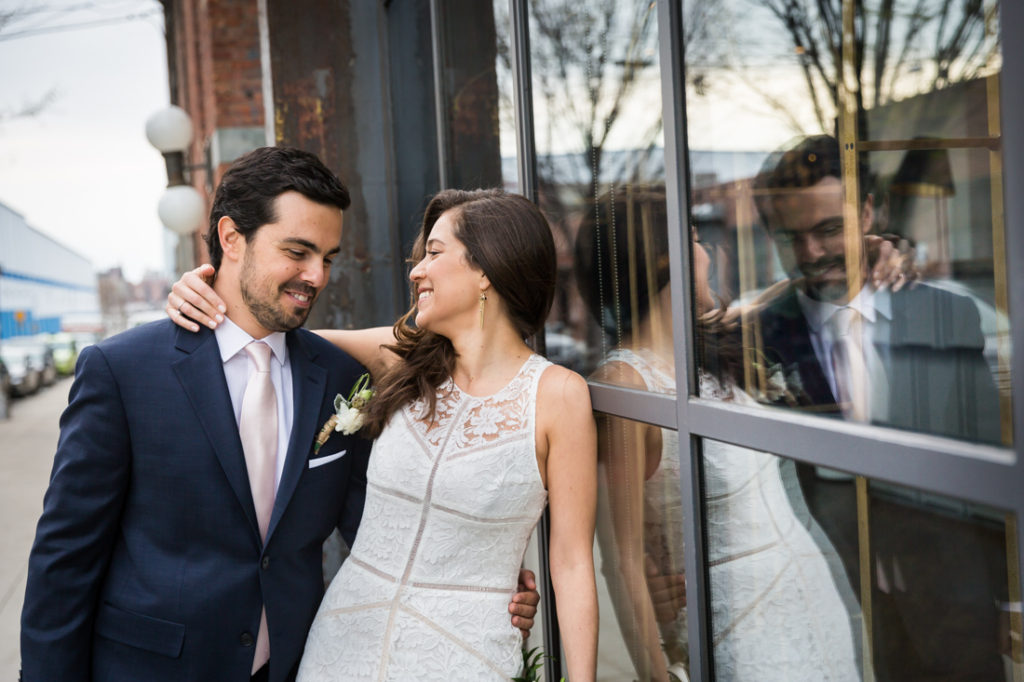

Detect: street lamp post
145,105,208,272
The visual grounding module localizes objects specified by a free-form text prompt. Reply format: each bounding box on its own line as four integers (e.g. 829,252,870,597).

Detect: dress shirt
797,284,892,401
215,316,293,489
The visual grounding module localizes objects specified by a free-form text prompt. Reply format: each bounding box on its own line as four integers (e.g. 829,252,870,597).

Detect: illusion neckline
447,353,540,400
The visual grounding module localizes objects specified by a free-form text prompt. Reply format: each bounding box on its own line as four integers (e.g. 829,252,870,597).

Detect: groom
21,147,537,682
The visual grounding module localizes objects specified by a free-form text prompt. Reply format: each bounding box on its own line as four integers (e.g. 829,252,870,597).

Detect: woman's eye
427,250,441,257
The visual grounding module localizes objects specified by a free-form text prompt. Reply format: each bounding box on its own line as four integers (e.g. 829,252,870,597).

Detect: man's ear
861,193,875,234
218,216,245,263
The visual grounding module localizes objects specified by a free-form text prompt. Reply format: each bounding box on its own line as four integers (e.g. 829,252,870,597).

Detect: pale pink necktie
829,307,889,423
239,341,277,673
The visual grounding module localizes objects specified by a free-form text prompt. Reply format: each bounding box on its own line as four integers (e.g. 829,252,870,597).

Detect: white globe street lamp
157,185,207,236
145,105,194,154
145,105,208,236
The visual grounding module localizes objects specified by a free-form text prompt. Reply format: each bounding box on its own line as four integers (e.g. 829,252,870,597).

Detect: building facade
0,201,98,340
160,1,1023,680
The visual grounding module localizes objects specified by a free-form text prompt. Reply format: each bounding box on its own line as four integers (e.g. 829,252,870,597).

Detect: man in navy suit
752,135,1006,681
21,147,536,681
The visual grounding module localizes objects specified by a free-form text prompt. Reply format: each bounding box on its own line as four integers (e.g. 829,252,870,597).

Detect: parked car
46,332,80,375
8,338,58,387
0,357,11,418
0,346,41,396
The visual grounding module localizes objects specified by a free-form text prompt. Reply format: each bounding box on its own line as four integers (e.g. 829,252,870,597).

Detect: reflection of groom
753,135,1007,681
21,147,536,682
753,134,999,442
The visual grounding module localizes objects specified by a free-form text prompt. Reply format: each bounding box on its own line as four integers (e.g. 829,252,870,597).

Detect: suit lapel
266,329,328,542
761,287,838,407
171,326,261,540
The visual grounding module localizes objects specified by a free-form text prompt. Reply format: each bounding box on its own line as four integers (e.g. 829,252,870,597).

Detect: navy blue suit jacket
21,320,370,682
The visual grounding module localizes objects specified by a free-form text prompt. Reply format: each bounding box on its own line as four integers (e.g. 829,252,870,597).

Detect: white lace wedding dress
297,355,551,681
606,348,859,681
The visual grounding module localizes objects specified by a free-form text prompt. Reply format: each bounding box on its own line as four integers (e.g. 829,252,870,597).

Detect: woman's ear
479,273,491,293
218,216,244,263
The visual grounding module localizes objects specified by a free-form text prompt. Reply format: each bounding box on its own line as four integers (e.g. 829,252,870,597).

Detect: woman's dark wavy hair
572,186,744,384
573,188,672,338
205,146,351,271
363,189,557,437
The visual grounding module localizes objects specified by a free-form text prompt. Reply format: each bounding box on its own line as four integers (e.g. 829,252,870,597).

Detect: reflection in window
686,1,1011,446
721,448,1019,682
527,0,673,389
575,189,675,393
595,415,687,681
701,441,861,680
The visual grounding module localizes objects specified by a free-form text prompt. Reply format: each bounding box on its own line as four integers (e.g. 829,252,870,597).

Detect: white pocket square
308,449,347,469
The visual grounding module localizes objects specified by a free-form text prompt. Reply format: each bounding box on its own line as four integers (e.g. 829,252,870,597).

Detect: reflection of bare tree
742,0,996,134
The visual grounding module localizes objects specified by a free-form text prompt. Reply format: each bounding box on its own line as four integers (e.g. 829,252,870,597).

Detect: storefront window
528,0,674,392
702,436,1019,681
687,0,1012,447
595,414,688,681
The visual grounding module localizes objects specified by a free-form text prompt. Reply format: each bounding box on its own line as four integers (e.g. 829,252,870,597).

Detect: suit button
262,556,270,570
240,632,255,647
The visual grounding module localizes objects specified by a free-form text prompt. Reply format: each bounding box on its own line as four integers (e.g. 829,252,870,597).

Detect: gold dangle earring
478,292,487,329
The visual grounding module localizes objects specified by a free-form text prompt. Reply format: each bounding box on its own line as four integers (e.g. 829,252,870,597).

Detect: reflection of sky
502,148,767,188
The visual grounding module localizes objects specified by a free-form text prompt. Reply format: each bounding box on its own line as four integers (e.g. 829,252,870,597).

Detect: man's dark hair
753,134,871,231
205,146,351,270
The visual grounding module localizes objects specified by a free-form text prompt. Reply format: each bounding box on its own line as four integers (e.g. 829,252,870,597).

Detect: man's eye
819,221,845,236
288,249,305,258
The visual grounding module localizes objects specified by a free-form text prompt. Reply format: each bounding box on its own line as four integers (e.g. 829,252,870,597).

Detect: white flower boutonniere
314,373,373,453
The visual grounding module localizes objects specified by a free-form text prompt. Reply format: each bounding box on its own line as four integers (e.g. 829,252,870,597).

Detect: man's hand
645,555,686,624
510,568,541,639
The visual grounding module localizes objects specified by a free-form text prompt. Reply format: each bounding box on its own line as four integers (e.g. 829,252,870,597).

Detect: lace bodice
298,354,551,681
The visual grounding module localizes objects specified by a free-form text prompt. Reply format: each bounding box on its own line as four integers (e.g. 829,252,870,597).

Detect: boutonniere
313,373,373,453
749,359,804,407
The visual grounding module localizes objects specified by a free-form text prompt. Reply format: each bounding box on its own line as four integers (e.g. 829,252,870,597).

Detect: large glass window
595,414,688,681
528,0,675,392
701,436,1019,681
687,0,1012,447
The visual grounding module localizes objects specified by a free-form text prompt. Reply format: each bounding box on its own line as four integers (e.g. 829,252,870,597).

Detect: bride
170,188,598,680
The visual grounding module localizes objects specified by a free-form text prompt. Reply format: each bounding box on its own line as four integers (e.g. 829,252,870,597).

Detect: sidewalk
0,378,71,679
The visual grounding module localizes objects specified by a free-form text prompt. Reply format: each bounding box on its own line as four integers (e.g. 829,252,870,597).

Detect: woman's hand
166,264,225,332
867,234,918,292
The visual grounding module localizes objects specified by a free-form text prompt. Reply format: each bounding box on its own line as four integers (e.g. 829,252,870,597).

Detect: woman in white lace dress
171,189,598,681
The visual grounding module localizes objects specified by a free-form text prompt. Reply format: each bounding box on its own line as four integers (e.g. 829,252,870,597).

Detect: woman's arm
313,327,398,378
596,414,674,682
538,366,598,681
167,266,399,377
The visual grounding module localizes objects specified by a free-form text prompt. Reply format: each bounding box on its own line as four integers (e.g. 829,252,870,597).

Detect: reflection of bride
575,191,859,681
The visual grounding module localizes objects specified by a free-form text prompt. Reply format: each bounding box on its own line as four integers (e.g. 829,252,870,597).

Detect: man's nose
301,260,328,289
795,233,827,261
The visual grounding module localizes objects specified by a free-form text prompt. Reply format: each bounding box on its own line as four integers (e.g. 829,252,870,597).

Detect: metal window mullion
588,382,678,429
428,0,450,190
999,0,1024,644
509,0,538,203
687,398,1023,508
655,0,711,680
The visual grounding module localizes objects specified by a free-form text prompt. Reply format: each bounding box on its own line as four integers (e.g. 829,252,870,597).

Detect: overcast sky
0,0,172,281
